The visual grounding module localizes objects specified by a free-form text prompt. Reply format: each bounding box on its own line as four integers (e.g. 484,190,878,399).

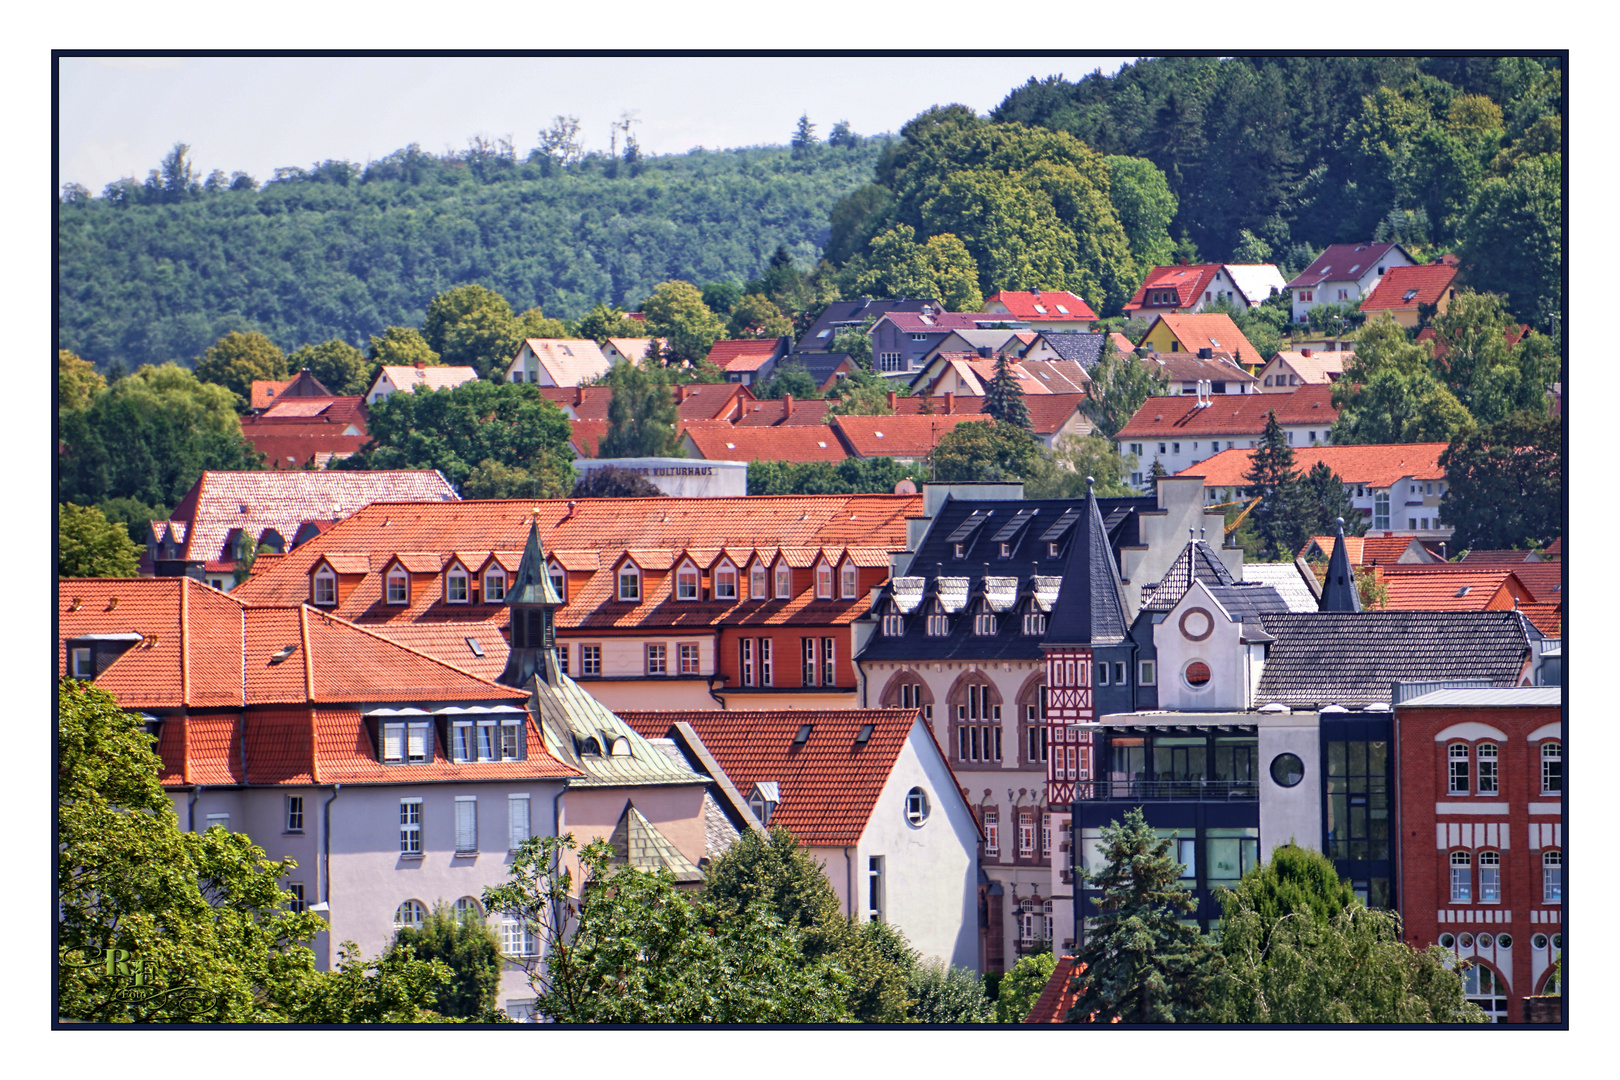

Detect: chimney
887,391,897,411
783,393,793,418
414,359,427,369
1198,347,1212,359
1301,347,1312,358
944,392,955,415
675,384,686,403
574,385,584,406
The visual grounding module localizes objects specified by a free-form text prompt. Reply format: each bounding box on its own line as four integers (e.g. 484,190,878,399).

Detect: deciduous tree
572,303,646,343
642,280,727,366
1438,410,1561,550
367,326,441,369
1024,435,1137,499
994,950,1057,1023
59,502,141,578
1082,338,1168,439
599,358,682,458
571,466,664,498
726,293,794,340
929,421,1039,483
906,959,993,1023
389,903,503,1019
287,340,369,396
422,284,522,381
194,331,288,411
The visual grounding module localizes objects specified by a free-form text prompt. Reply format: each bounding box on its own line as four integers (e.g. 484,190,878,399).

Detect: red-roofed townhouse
983,289,1099,330
1174,440,1451,542
706,336,791,386
59,576,581,1017
1124,263,1285,318
145,469,460,591
250,369,332,413
730,393,833,427
365,362,480,404
1116,386,1339,488
1359,262,1461,329
1286,242,1417,324
230,494,921,715
1256,347,1351,392
542,382,754,425
1393,686,1563,1022
503,339,613,386
832,414,994,464
619,708,984,971
869,307,1002,373
1138,313,1265,369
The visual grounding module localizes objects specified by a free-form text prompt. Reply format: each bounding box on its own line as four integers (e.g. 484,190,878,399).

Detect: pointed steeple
1042,478,1130,647
498,513,564,687
1319,517,1363,613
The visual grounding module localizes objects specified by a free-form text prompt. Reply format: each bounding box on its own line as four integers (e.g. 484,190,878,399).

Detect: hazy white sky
58,55,1134,192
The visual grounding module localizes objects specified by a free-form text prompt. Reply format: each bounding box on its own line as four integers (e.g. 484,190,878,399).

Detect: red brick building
1394,686,1563,1022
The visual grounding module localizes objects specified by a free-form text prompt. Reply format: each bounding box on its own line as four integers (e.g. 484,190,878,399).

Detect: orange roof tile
251,379,295,410
186,714,244,785
732,397,835,427
683,425,847,462
833,414,989,458
617,709,936,846
1124,264,1222,313
1543,537,1562,557
1109,332,1135,355
1457,549,1544,567
242,429,369,471
569,419,610,458
706,338,786,372
1175,440,1444,488
1508,563,1563,604
1376,569,1530,612
1300,535,1428,566
1026,956,1085,1023
1517,602,1561,637
243,708,316,785
1147,313,1263,367
986,290,1098,322
1122,386,1337,440
1360,262,1458,312
312,708,578,784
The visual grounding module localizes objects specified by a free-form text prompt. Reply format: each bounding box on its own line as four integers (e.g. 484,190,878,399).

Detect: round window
905,786,930,827
1179,607,1214,641
1496,934,1512,950
1269,753,1305,787
1532,934,1548,951
1459,933,1474,949
1477,933,1494,949
1439,933,1455,950
1184,661,1212,688
1552,934,1562,950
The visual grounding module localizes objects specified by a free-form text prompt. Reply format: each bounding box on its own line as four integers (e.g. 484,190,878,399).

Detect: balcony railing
1080,778,1258,802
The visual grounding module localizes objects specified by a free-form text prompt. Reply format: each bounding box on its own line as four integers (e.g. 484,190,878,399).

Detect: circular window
1459,933,1474,949
1496,934,1512,950
1552,934,1562,950
1477,933,1494,949
1269,753,1305,787
1439,933,1455,950
905,786,930,827
1179,607,1215,641
1184,661,1212,689
1533,934,1548,951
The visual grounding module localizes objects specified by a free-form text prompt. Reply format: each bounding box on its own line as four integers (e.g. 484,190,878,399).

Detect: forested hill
58,140,886,372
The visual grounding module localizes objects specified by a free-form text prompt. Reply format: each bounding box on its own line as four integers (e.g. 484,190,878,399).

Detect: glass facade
1321,717,1394,908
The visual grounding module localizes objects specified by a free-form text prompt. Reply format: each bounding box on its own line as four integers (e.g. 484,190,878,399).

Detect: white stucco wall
1257,713,1322,860
1153,582,1251,712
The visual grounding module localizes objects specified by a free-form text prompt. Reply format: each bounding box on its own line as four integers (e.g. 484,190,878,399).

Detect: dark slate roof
789,351,853,386
1319,523,1362,613
1254,611,1535,708
796,298,941,351
1140,540,1238,612
1035,332,1108,370
1205,582,1292,621
1043,489,1131,647
856,494,1151,663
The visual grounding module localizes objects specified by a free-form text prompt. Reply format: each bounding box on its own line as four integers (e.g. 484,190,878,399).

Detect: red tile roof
543,384,752,424
1146,314,1263,367
1109,332,1135,356
1120,386,1338,440
1542,537,1561,557
1360,263,1459,313
251,379,295,410
832,414,990,458
1457,549,1545,567
879,311,991,333
1506,563,1561,604
1516,602,1561,637
1124,264,1222,313
707,338,787,373
569,420,610,458
1376,568,1532,612
616,709,945,846
1416,324,1530,360
1145,352,1258,387
985,290,1098,322
732,397,835,427
683,424,847,462
241,427,370,470
252,396,369,426
1286,242,1407,289
1300,535,1429,566
1024,956,1094,1023
1183,441,1447,489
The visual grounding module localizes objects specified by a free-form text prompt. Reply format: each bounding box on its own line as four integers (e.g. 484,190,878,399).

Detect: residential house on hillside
503,339,613,386
771,351,858,393
240,395,371,471
1027,332,1108,371
1256,348,1351,391
918,329,1039,369
1359,262,1460,329
1298,534,1440,566
1116,386,1339,483
144,470,459,591
848,390,1095,449
620,708,983,971
983,289,1099,330
706,337,792,386
796,297,942,352
834,414,992,464
366,363,480,405
542,383,752,425
731,394,833,428
230,493,922,713
58,576,580,1015
251,369,333,413
600,337,667,365
1179,441,1450,540
869,308,1025,374
1137,313,1265,369
1139,352,1258,396
1123,263,1287,319
1286,242,1417,324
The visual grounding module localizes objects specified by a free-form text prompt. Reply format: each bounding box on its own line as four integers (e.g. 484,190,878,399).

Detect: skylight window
466,637,484,658
1055,305,1069,314
1403,289,1420,301
856,724,874,745
1455,586,1472,597
794,724,813,745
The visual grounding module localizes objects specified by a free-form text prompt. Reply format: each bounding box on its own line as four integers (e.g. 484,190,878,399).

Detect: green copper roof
507,517,563,607
606,801,705,883
529,669,709,789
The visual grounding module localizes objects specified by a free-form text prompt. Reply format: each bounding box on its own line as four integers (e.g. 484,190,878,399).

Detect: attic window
618,563,641,602
465,637,485,658
715,559,738,600
775,562,792,599
446,565,469,603
1055,305,1069,314
841,561,858,599
268,644,297,665
386,565,409,604
548,561,566,601
856,723,875,745
484,567,507,602
794,724,813,745
1455,586,1473,597
1403,289,1420,302
676,562,699,600
312,566,337,606
816,561,834,599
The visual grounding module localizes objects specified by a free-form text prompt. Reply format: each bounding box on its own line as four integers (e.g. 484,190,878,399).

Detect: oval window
1184,661,1212,688
1439,933,1456,950
1496,934,1512,950
905,786,930,826
1477,933,1494,949
1269,753,1305,787
1532,934,1548,951
1459,933,1474,949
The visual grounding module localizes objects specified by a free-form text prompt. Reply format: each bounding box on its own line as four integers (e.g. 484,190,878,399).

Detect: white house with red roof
1358,262,1460,329
503,338,613,386
1124,263,1287,319
1286,242,1416,324
1255,348,1351,392
983,289,1099,330
619,708,984,971
1114,386,1340,485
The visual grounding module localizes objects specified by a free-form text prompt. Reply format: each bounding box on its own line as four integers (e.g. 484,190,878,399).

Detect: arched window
750,560,768,600
676,561,699,600
484,566,507,602
312,565,337,606
1019,897,1041,942
948,672,1002,765
617,562,641,602
1461,962,1509,1023
1448,744,1469,794
775,561,792,599
1543,850,1561,902
714,559,738,601
816,561,833,599
385,565,409,604
1450,851,1471,902
394,899,426,930
1476,743,1499,794
841,561,858,599
1017,675,1048,767
1542,742,1562,794
454,896,483,924
1478,850,1501,902
880,669,933,722
548,561,566,601
445,563,469,604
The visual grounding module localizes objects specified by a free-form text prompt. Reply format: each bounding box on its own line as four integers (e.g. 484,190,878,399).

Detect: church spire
1318,516,1363,613
498,512,563,687
1041,477,1129,647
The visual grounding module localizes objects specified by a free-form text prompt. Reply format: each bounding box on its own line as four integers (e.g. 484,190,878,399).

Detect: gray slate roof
1254,611,1535,708
1206,582,1293,621
530,671,710,788
1036,332,1108,369
1399,686,1561,708
1043,491,1131,647
1140,540,1238,611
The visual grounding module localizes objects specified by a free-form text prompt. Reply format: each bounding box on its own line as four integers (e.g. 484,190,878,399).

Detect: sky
58,55,1134,193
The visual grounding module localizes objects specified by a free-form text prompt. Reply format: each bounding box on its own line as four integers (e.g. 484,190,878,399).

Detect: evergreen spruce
983,352,1032,430
1068,807,1217,1023
1243,410,1305,560
599,360,682,459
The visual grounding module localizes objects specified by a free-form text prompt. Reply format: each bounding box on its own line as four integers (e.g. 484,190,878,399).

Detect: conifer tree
1068,807,1217,1023
983,352,1032,430
1243,410,1305,560
599,358,682,459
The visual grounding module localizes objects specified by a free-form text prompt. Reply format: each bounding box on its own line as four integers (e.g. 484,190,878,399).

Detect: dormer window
1048,541,1060,558
381,720,431,764
484,567,507,602
445,564,469,604
883,612,904,636
1023,611,1046,636
841,561,858,599
750,561,768,600
775,562,792,599
715,560,738,600
974,611,997,636
548,561,566,602
386,565,409,604
816,561,833,599
617,563,641,602
1000,541,1011,558
926,611,949,636
953,542,965,559
312,565,337,606
676,562,699,600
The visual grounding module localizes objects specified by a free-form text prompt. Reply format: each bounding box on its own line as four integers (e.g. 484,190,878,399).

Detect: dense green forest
58,138,886,372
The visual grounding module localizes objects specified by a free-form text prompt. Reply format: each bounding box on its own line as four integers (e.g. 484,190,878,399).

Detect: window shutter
407,723,427,761
456,798,477,853
509,796,531,850
383,723,402,761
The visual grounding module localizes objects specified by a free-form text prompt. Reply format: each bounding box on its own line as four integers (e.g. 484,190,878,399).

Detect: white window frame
1477,743,1499,794
750,561,768,600
1448,744,1469,795
815,562,833,599
883,612,904,637
740,638,755,687
285,795,304,833
385,565,409,604
395,899,426,930
1542,742,1562,794
445,565,469,604
548,561,566,602
679,642,701,675
645,643,666,675
676,561,699,601
618,563,641,602
759,637,772,686
821,636,836,687
484,567,507,602
775,562,792,599
905,787,929,826
455,796,478,855
974,611,996,636
400,798,423,857
71,646,94,678
868,855,885,921
802,636,818,687
1449,851,1470,902
926,612,948,636
312,567,337,606
984,811,1000,857
1543,850,1561,903
508,795,531,852
501,915,537,957
1019,812,1035,857
1139,660,1156,686
841,561,858,599
288,882,306,913
580,644,601,676
715,559,738,601
1478,850,1500,903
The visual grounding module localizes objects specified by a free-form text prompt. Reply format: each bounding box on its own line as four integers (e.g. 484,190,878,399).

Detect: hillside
58,140,886,372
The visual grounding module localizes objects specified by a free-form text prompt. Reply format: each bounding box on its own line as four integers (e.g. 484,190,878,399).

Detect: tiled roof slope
683,424,847,462
541,384,751,423
1502,562,1562,604
1375,568,1533,612
530,671,709,788
606,803,705,882
707,338,787,373
615,710,940,847
732,396,835,427
253,395,369,426
242,428,370,470
1270,350,1350,384
1145,352,1258,387
1121,387,1337,440
1018,360,1092,392
1139,540,1237,612
376,365,480,393
1242,562,1320,613
1360,262,1457,313
1254,611,1535,708
1033,333,1107,369
986,290,1098,322
1125,265,1221,311
1190,443,1447,489
1300,535,1431,565
518,339,611,386
796,298,940,351
1286,242,1407,288
1458,549,1544,566
833,414,989,457
1147,313,1263,367
164,470,459,565
568,420,610,458
251,378,295,410
1026,956,1088,1023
